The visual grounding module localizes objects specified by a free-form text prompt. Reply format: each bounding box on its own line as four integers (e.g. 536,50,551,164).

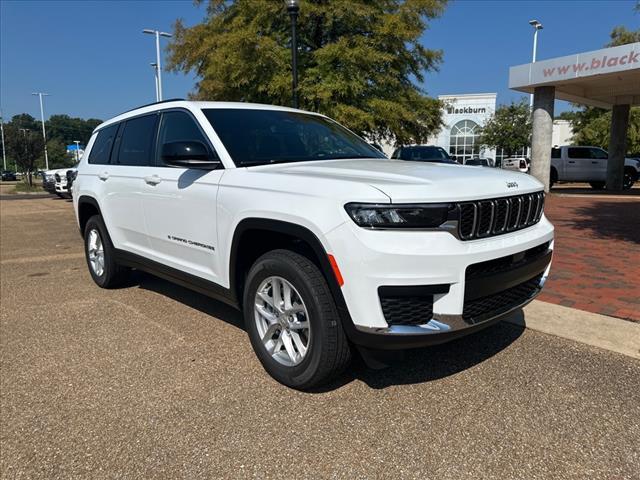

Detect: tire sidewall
243,254,331,388
84,216,114,288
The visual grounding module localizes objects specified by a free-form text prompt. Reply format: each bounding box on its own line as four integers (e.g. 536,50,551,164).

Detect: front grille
466,242,550,280
54,173,61,182
458,192,545,240
380,296,434,326
462,273,543,323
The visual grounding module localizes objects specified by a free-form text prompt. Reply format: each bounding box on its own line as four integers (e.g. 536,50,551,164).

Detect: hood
259,158,543,202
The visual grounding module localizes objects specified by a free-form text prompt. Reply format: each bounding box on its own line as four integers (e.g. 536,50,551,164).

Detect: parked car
1,171,17,181
551,146,640,189
465,158,492,167
73,100,553,389
502,157,530,174
54,164,78,198
391,145,458,164
41,170,58,195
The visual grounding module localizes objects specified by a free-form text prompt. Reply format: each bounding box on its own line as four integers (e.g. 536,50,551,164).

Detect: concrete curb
503,300,640,360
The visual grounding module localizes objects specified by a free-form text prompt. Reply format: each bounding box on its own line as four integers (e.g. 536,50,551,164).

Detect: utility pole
0,109,6,170
32,92,50,170
143,29,172,101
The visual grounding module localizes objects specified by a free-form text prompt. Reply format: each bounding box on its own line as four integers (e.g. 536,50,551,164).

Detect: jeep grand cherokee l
73,100,554,389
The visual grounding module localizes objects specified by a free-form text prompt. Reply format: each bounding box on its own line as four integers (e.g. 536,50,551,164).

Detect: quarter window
88,124,119,165
114,114,158,166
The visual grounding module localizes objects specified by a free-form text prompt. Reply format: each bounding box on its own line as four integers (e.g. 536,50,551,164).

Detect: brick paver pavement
540,192,640,322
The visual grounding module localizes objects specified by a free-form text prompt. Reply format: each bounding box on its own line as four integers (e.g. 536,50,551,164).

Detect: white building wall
552,119,573,146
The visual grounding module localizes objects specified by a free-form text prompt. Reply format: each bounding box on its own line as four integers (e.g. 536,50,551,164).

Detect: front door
141,109,225,284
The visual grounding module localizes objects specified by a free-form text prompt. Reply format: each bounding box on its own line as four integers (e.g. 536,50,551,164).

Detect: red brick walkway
539,193,640,322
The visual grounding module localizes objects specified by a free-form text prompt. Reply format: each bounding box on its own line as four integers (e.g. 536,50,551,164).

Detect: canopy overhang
509,42,640,109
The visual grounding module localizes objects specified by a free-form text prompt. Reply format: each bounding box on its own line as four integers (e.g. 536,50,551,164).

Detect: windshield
399,146,453,162
202,108,386,167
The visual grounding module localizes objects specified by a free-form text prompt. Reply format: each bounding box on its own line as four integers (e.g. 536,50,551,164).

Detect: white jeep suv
73,100,554,389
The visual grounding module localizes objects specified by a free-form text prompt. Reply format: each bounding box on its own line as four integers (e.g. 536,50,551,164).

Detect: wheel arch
229,218,356,336
77,195,102,238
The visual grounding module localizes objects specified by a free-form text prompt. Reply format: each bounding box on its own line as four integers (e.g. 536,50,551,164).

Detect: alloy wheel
87,228,105,277
254,276,310,366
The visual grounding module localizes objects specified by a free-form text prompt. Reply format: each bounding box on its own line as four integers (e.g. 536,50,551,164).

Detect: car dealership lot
1,197,639,479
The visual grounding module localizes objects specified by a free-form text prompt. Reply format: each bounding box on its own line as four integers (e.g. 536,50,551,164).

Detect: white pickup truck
550,146,640,190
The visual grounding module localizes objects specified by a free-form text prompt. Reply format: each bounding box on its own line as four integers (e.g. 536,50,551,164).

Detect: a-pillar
606,104,630,191
530,86,555,192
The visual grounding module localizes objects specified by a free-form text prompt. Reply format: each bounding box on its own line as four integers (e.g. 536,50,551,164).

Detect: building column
530,86,555,192
606,104,630,191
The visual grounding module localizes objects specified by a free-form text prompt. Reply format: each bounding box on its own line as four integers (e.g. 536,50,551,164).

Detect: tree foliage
560,12,640,154
477,101,531,157
168,0,447,144
3,124,44,184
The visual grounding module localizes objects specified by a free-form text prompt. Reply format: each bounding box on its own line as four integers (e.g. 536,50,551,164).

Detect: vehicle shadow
321,316,525,392
551,186,640,196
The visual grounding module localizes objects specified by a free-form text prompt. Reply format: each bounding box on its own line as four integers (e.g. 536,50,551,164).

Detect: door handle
591,161,598,164
568,161,575,164
98,172,109,181
144,175,161,186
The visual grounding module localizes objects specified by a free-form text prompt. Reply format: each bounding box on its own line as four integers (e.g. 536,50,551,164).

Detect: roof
509,42,640,108
95,100,322,131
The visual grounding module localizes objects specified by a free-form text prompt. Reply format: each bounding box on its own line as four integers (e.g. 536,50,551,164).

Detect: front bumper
326,215,554,349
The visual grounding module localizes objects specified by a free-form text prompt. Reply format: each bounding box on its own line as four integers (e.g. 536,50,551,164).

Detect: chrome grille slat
457,192,545,241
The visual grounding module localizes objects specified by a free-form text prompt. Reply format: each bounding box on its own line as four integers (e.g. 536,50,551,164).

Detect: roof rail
119,98,185,116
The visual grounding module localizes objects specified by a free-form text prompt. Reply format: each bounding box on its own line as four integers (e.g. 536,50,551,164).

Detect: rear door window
551,148,561,159
88,124,119,165
113,114,158,166
568,147,587,159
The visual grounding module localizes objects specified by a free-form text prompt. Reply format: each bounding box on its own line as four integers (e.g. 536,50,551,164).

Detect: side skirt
114,249,239,309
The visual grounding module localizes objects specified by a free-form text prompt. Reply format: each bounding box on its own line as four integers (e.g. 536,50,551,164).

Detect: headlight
344,203,454,229
46,174,55,181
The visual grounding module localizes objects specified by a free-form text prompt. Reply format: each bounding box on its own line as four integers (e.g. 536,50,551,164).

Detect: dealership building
424,93,573,165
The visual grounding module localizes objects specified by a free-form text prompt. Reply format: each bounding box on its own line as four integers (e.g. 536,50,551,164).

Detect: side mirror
161,141,221,169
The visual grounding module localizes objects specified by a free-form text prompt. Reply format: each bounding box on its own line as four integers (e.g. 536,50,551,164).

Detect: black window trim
154,107,223,169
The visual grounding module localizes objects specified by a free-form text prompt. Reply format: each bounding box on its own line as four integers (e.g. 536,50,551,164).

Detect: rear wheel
589,181,605,190
623,168,636,190
84,215,130,288
550,168,558,188
243,249,350,390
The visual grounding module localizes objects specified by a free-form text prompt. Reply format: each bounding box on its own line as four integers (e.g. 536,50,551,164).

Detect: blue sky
1,0,637,122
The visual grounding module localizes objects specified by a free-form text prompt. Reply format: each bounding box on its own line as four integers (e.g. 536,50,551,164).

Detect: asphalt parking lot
1,196,639,479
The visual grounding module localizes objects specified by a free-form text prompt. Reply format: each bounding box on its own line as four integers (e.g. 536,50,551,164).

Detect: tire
623,169,636,190
589,181,606,190
243,249,351,390
55,192,64,198
83,215,130,288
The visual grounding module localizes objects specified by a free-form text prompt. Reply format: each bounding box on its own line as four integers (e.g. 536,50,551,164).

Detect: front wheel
243,250,351,390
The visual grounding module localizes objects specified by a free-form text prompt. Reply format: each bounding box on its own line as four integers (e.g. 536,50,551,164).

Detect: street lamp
32,92,50,170
0,109,6,171
150,62,160,102
73,140,81,162
143,29,172,101
286,0,300,109
528,19,543,107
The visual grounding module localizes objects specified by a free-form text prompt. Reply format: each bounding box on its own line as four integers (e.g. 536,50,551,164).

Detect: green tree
477,101,532,158
562,13,640,154
168,0,447,145
46,138,76,169
4,124,44,185
46,114,102,146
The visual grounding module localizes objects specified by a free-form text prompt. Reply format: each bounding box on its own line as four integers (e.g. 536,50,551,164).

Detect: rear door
141,109,225,284
103,113,159,256
565,147,591,181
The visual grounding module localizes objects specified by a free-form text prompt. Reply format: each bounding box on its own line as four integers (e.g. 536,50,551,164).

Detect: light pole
150,62,160,102
73,140,81,162
286,0,299,109
143,29,172,101
32,92,50,170
0,109,6,171
528,19,543,108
